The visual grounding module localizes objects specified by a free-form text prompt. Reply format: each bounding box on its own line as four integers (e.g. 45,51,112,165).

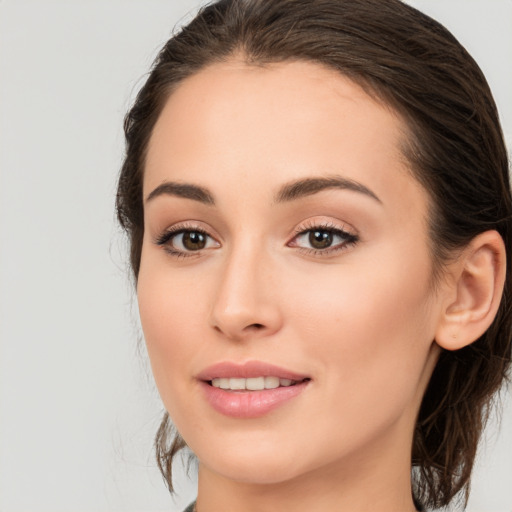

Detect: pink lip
197,361,311,419
196,360,309,381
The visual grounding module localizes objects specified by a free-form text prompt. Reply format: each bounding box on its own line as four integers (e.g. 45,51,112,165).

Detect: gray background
1,1,511,511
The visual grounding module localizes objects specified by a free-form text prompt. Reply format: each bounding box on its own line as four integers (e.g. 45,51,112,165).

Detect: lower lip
199,380,309,418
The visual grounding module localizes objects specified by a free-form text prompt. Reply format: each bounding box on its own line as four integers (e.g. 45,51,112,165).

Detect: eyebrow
145,182,215,205
145,175,381,206
274,176,382,204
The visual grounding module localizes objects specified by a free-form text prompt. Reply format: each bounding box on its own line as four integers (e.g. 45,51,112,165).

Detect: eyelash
155,222,214,259
291,221,359,256
154,221,359,259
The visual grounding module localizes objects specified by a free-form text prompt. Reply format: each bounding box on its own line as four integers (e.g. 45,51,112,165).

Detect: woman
116,0,512,510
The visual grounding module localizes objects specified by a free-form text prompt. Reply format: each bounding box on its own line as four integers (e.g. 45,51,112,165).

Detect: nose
209,242,283,342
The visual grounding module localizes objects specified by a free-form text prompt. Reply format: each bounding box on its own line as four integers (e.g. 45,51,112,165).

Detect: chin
184,429,296,482
201,452,308,485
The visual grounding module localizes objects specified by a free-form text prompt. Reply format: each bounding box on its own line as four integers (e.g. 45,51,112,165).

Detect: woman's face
138,59,443,485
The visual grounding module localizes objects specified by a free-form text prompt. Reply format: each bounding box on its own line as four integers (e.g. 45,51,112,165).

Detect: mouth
197,361,311,418
208,376,310,391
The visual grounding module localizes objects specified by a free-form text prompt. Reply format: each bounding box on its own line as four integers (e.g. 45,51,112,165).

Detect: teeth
246,377,264,390
264,376,280,389
218,378,230,389
229,378,245,390
211,377,297,390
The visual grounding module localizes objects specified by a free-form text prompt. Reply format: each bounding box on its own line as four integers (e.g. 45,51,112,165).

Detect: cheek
136,259,207,408
285,245,436,414
288,247,433,340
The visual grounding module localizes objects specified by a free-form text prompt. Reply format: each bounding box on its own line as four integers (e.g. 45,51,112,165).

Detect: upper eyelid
292,219,357,237
155,221,219,242
290,225,358,245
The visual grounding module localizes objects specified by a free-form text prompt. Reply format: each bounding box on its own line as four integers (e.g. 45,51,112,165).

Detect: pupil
183,231,206,250
309,230,332,249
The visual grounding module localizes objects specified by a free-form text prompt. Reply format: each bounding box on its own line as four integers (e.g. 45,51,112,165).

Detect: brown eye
309,230,333,249
182,231,207,250
290,225,358,255
156,228,219,256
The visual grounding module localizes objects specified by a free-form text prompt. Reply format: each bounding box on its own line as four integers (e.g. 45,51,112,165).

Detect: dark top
184,499,424,511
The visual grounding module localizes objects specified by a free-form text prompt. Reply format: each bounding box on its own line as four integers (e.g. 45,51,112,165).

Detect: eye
289,222,358,255
155,226,220,257
174,231,211,251
303,229,337,249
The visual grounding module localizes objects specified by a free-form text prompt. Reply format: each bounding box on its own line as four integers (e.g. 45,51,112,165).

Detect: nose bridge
210,235,281,339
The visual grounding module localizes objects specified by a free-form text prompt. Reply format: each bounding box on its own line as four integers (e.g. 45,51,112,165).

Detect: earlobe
435,230,506,351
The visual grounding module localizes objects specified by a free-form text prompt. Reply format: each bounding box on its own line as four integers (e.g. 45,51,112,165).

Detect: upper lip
196,360,310,382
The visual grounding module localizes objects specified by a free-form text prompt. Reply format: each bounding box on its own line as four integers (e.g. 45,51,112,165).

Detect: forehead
144,58,425,215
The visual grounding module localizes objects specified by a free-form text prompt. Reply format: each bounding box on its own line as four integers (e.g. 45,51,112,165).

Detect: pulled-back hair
116,0,512,508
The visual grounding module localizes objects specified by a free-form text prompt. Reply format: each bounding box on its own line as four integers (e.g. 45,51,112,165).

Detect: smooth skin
137,59,506,512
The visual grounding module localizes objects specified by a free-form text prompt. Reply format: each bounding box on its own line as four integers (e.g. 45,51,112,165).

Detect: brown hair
116,0,512,508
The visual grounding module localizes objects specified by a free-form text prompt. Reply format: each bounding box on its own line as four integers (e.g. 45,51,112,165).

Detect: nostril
248,323,264,330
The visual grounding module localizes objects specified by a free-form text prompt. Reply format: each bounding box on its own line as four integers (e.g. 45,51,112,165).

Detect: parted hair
116,0,512,509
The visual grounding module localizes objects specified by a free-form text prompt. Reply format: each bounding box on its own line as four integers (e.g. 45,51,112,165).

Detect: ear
435,230,506,351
